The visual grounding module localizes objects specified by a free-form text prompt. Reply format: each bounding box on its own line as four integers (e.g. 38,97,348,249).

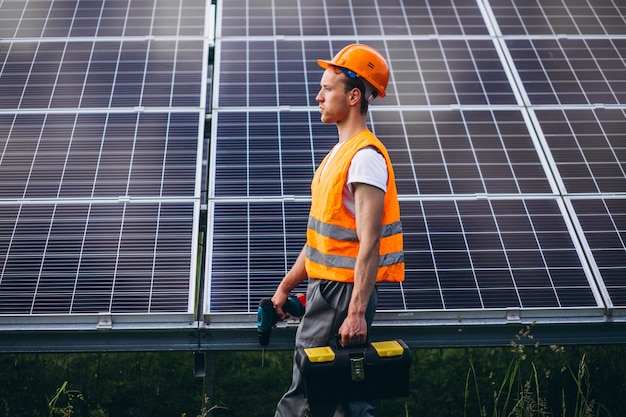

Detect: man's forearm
278,245,308,293
348,240,379,316
273,246,308,315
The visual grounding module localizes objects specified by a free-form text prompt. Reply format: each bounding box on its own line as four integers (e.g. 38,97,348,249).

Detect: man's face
315,67,351,124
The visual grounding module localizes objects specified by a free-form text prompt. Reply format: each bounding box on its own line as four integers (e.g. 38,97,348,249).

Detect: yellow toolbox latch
304,346,335,363
371,340,404,358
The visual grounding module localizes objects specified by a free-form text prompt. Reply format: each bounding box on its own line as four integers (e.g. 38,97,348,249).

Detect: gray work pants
274,278,377,417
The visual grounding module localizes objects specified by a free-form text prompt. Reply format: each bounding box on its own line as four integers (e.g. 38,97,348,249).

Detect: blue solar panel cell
390,288,441,310
443,288,483,309
482,288,521,308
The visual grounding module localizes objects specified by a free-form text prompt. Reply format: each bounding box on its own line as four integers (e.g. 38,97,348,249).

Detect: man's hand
338,312,368,346
271,289,289,319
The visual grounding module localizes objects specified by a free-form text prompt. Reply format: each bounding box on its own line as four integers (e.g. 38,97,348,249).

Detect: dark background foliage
1,344,625,417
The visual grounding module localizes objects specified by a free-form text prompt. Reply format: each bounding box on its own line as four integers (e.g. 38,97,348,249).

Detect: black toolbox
296,340,411,404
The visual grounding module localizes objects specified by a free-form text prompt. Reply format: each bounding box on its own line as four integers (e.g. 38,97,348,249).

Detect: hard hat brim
317,59,333,69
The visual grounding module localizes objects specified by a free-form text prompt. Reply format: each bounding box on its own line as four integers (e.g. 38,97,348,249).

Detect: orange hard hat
317,44,389,98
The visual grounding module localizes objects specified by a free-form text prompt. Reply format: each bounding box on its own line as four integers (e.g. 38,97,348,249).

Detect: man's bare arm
338,182,384,346
272,245,308,317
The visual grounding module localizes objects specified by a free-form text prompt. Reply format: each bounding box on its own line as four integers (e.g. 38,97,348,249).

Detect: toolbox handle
335,334,369,349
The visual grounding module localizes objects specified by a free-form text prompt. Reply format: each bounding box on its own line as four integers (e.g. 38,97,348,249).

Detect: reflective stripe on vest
307,217,403,242
306,244,405,270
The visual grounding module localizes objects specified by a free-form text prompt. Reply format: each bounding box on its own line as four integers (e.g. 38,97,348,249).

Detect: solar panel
1,0,625,349
0,201,195,315
0,0,207,328
205,0,624,329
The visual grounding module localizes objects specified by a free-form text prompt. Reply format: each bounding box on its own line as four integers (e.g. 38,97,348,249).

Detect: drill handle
283,293,306,317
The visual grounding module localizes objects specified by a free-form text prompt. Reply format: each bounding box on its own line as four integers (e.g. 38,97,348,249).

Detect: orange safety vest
305,130,404,283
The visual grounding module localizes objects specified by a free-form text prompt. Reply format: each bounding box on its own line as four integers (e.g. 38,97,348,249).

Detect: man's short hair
335,66,377,115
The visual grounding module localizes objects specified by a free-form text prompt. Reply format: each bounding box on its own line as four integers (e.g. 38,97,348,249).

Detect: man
272,44,405,417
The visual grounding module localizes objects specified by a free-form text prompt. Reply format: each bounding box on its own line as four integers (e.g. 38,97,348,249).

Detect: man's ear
348,87,362,105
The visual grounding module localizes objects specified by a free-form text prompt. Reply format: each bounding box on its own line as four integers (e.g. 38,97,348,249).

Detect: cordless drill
257,293,306,347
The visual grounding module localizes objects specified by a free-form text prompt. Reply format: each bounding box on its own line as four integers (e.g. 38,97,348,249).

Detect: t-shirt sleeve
347,147,388,192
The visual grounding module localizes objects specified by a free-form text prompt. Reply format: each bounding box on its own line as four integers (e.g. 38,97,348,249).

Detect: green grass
461,325,611,417
1,339,625,417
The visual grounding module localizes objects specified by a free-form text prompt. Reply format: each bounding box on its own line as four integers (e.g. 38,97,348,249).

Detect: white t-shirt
322,144,388,216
